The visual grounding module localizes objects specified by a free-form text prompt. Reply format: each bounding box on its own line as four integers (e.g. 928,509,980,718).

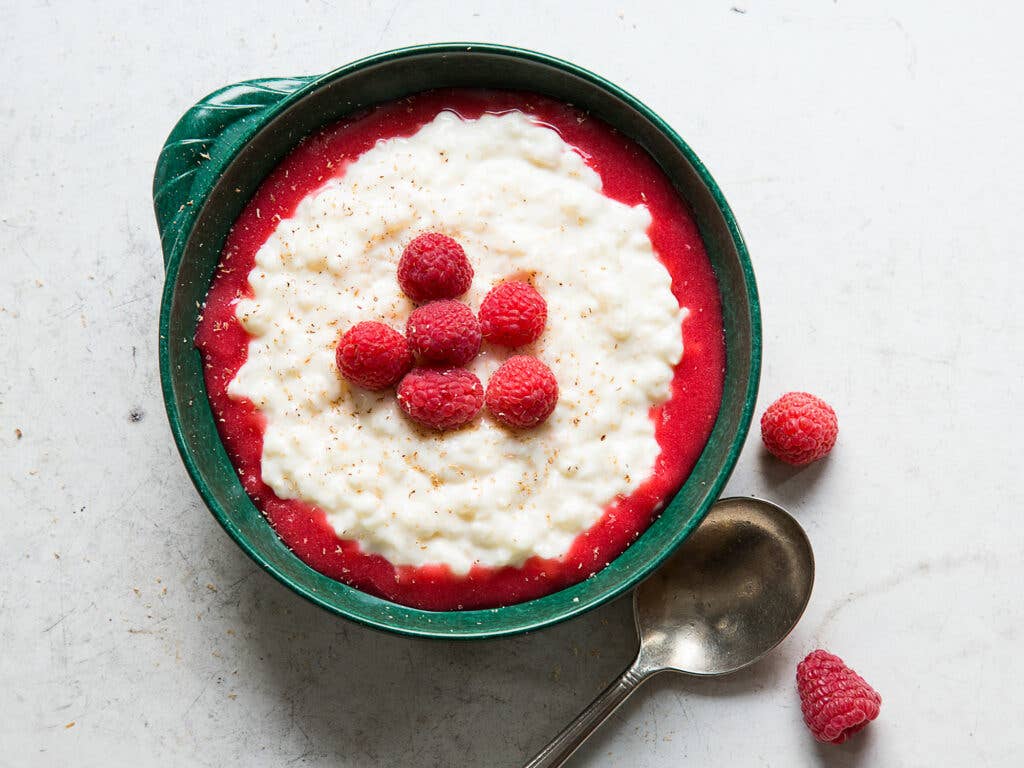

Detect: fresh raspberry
760,392,838,466
796,650,882,744
479,281,547,347
335,321,412,391
405,300,481,366
485,356,558,429
396,367,484,431
397,233,473,302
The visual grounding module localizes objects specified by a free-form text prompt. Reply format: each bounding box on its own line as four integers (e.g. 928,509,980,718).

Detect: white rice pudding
230,111,685,574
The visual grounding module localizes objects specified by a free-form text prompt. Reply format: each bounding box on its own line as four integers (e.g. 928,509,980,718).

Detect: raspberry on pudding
486,356,559,429
194,89,725,610
398,232,473,302
406,300,482,367
397,367,485,431
336,321,412,391
479,280,547,348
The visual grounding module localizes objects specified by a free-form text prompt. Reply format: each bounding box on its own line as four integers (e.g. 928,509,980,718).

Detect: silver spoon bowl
526,497,814,767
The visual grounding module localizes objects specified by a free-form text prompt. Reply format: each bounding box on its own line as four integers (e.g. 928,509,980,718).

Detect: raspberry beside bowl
155,43,761,638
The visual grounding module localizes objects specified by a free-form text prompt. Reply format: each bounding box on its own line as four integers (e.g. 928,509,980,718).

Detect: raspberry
336,321,412,391
796,650,882,744
405,300,481,367
397,233,473,302
479,281,547,347
485,356,558,429
396,367,484,431
760,392,838,466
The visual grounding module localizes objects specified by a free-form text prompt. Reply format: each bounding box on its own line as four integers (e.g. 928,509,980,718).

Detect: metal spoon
525,497,814,768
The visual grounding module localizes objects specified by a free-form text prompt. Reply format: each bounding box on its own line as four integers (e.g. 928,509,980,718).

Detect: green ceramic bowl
156,43,760,639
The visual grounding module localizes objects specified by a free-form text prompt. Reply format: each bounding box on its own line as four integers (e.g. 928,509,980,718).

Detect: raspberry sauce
195,89,725,610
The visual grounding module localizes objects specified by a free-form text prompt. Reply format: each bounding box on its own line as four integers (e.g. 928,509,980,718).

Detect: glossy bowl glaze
155,43,760,639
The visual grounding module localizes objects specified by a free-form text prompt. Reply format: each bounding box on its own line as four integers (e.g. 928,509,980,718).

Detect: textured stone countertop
2,2,1021,766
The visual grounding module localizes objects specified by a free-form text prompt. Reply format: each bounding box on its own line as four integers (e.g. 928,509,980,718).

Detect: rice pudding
195,90,725,610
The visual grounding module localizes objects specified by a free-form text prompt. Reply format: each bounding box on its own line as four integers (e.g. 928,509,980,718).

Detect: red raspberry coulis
194,89,725,610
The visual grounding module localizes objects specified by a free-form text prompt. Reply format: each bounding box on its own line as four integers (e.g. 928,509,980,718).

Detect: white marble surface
2,1,1022,765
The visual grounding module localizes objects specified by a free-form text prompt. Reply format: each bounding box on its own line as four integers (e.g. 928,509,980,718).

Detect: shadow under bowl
156,43,761,639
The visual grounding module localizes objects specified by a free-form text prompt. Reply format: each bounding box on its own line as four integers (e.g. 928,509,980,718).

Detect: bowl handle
152,76,315,267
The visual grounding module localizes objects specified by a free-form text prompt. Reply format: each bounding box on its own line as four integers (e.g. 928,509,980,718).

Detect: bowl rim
158,42,761,639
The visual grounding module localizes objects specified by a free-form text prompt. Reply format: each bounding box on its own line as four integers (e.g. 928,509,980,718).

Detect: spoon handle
524,660,649,768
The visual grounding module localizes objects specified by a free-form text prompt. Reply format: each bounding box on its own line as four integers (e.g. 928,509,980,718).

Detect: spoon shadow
564,650,794,764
